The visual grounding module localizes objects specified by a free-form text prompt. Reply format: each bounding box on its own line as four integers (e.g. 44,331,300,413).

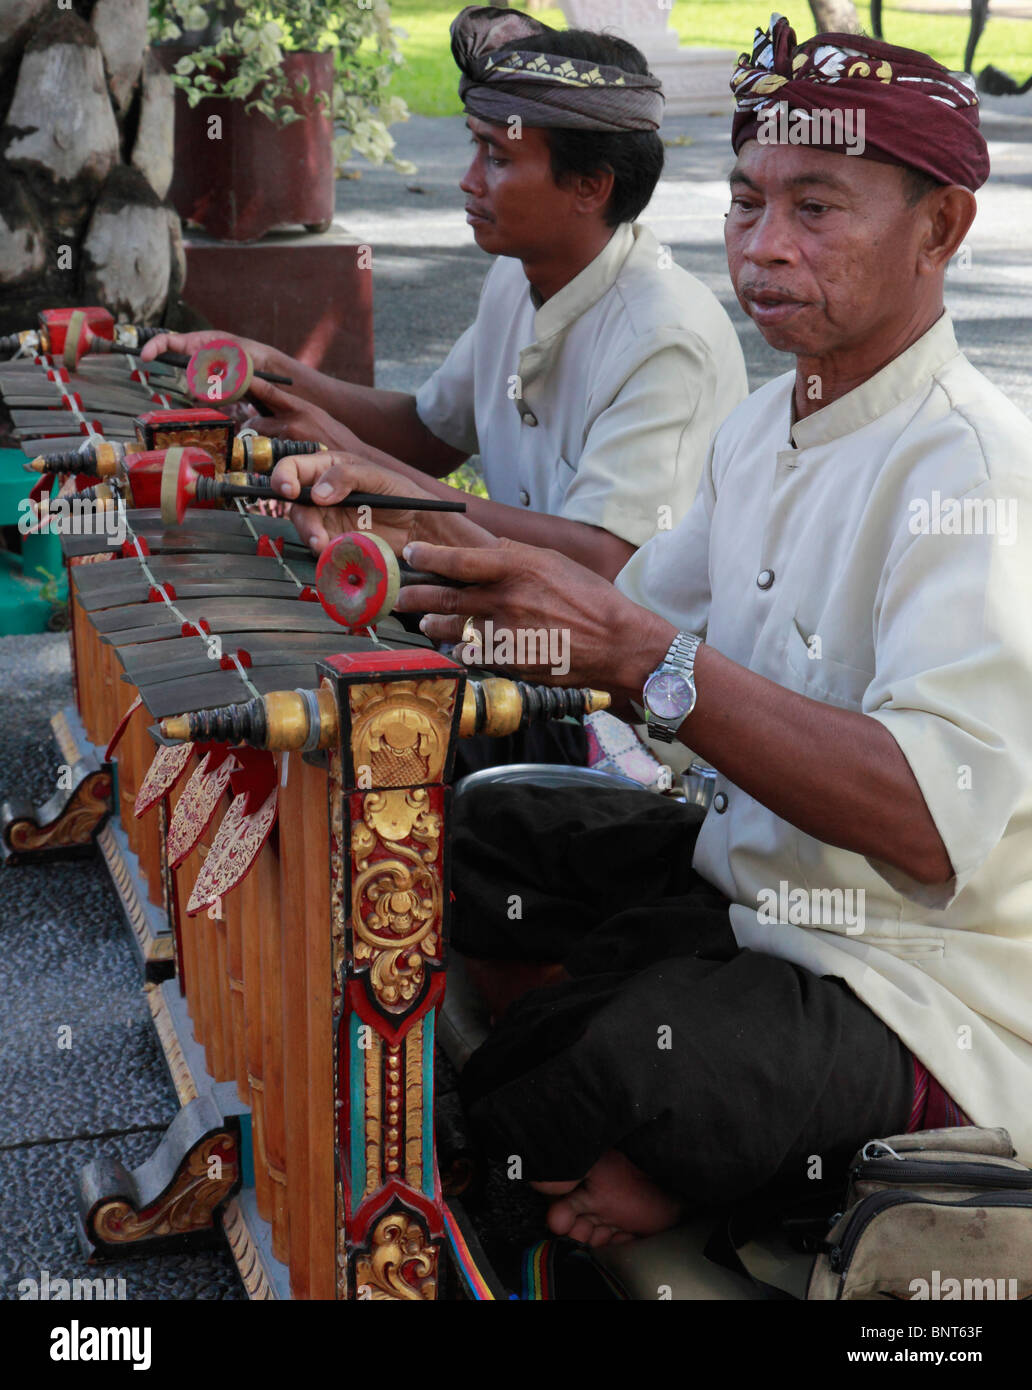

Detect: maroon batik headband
730,13,990,189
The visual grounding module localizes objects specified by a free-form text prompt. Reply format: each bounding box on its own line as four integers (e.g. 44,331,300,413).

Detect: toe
530,1179,580,1196
545,1197,578,1237
566,1214,599,1245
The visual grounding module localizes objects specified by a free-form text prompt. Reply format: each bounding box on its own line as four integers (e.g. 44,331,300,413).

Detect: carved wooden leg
321,651,464,1301
0,753,112,865
77,1096,240,1262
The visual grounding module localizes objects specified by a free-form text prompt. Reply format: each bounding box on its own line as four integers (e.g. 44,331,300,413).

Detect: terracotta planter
156,48,335,243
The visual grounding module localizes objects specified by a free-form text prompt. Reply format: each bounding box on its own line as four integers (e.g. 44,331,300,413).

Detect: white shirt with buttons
616,312,1032,1158
415,222,748,546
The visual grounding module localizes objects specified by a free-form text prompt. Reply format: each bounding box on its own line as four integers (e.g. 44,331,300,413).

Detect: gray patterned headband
450,5,665,133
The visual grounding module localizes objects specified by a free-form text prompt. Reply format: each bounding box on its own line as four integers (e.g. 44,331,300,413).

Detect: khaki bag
807,1126,1032,1301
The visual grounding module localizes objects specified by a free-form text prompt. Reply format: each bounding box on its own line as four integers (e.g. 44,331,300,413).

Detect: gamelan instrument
2,474,607,1300
0,308,290,394
0,315,294,469
27,427,324,479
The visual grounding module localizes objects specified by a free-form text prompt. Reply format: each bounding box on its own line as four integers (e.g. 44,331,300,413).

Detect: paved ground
340,104,1032,413
2,98,1031,1303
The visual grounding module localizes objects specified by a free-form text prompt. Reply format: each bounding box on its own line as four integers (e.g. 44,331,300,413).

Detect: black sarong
452,784,913,1201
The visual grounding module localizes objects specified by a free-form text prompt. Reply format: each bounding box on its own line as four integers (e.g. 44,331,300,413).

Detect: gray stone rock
92,0,148,115
5,16,119,189
82,201,171,322
81,169,171,322
131,51,175,200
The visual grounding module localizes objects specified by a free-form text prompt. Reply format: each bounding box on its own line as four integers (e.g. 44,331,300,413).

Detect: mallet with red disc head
315,530,467,630
158,449,469,528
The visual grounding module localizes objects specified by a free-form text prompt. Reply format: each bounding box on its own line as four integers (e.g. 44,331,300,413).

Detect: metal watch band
645,631,702,742
663,631,702,675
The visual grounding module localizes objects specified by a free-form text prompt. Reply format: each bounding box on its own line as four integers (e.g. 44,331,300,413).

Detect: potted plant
149,0,413,242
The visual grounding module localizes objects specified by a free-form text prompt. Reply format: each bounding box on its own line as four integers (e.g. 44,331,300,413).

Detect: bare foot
531,1149,682,1248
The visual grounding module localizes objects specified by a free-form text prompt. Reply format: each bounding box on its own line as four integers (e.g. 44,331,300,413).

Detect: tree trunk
807,0,864,34
0,1,182,337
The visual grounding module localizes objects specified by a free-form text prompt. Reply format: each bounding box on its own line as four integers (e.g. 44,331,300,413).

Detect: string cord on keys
120,521,263,703
232,498,385,647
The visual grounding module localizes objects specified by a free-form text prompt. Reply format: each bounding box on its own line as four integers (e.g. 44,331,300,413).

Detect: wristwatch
642,632,702,742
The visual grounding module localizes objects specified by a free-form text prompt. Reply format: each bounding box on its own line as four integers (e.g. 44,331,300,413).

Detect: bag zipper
828,1190,1032,1278
851,1158,1032,1190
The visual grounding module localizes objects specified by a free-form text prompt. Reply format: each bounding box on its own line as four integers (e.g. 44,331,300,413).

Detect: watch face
644,670,693,721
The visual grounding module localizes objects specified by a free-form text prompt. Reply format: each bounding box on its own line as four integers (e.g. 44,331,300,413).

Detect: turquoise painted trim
350,1013,366,1199
238,1113,256,1189
422,1011,435,1196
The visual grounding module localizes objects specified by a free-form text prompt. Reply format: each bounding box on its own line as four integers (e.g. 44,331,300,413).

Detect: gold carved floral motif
350,788,442,1009
348,679,456,788
91,1134,237,1244
353,1211,438,1301
7,769,111,853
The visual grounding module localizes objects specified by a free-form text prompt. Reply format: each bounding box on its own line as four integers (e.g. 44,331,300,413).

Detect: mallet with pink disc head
315,530,468,630
157,449,469,530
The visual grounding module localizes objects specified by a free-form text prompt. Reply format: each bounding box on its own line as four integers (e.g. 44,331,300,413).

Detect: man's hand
140,329,275,373
398,539,675,696
270,453,496,557
244,380,365,450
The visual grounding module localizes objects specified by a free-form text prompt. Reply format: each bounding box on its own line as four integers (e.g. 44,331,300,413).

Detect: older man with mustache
278,17,1032,1245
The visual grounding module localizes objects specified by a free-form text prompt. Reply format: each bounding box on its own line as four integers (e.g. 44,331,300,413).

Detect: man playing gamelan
284,16,1032,1244
145,5,747,583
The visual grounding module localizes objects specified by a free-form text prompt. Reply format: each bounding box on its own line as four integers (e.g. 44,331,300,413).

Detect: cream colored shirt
415,222,748,547
616,312,1032,1158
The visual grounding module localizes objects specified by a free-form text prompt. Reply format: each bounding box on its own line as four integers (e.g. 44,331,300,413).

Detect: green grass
386,2,565,115
385,1,1032,117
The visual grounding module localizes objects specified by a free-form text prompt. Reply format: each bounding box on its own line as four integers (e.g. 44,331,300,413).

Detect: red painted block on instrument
323,649,460,677
256,535,284,558
136,409,234,471
39,306,113,355
125,445,215,512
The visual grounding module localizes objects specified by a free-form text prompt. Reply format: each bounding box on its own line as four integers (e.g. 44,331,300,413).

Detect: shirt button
756,569,775,590
523,413,538,427
713,792,728,813
518,489,530,506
